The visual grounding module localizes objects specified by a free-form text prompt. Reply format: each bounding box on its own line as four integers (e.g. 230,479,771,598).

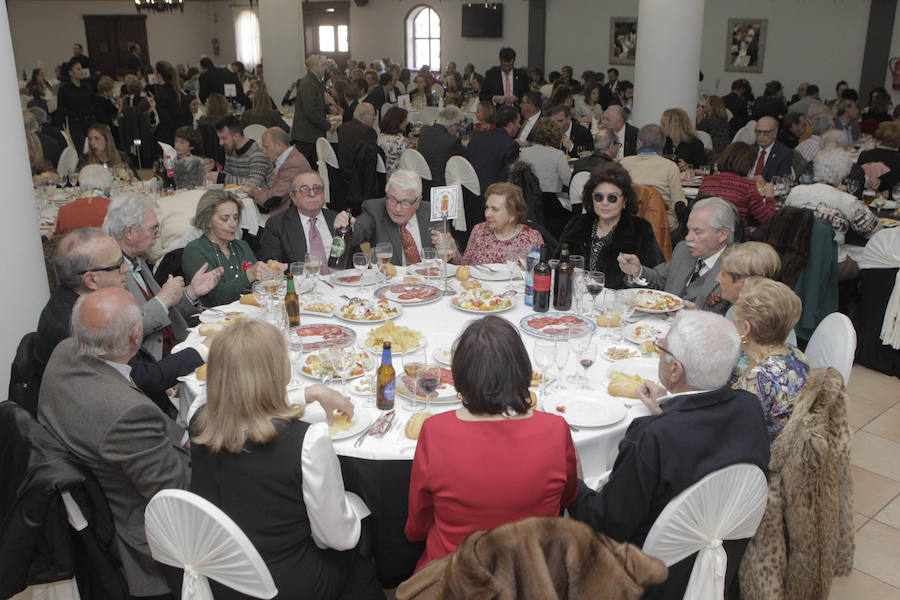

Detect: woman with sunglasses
557,162,664,288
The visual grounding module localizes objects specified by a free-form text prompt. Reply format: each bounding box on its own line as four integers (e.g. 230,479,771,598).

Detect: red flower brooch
241,260,253,272
706,291,722,306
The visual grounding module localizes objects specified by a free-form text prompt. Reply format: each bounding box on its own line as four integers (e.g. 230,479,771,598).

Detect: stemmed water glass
285,328,305,386
570,255,585,312
375,243,393,281
402,346,427,410
352,252,369,293
553,338,570,392
436,237,457,296
422,247,438,279
270,275,287,311
533,339,556,408
616,290,637,342
305,252,324,299
566,332,592,385
252,280,270,314
333,349,356,396
356,344,377,408
503,249,524,294
290,261,306,295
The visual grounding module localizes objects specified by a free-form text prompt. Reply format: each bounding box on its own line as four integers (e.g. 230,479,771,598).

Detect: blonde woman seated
431,182,544,265
729,277,810,442
190,320,382,600
76,123,136,177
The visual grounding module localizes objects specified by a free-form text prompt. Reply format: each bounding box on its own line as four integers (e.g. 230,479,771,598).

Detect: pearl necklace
493,224,522,242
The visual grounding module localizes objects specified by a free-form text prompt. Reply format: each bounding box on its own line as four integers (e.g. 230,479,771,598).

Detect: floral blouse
377,133,409,175
729,345,810,443
456,222,545,265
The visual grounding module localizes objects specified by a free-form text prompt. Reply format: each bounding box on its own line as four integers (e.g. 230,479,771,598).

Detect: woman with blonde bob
729,277,810,442
661,107,707,168
190,320,382,600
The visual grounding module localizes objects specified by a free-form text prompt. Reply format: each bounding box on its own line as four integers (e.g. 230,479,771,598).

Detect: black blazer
258,207,339,264
623,123,639,157
336,119,377,180
663,136,707,168
556,211,664,289
467,128,520,191
199,66,246,105
480,66,530,103
571,152,614,177
566,121,595,153
753,141,793,181
416,124,465,185
364,86,391,117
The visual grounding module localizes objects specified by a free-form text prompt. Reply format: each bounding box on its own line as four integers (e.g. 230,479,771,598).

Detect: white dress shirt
698,246,726,278
299,209,334,256
616,126,626,160
274,146,293,173
518,112,540,142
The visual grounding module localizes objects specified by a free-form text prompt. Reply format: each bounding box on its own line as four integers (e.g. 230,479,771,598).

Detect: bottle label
524,283,534,306
382,381,395,405
329,237,347,258
534,274,551,292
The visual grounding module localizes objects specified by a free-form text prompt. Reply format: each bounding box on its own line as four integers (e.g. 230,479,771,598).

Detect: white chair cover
380,102,394,120
642,464,768,600
376,153,387,174
805,312,857,384
732,120,757,145
145,489,277,600
568,171,591,208
398,148,432,181
445,155,479,195
696,130,713,150
316,137,338,208
81,136,89,155
244,124,267,145
858,228,900,349
158,142,177,163
56,147,78,181
430,83,444,99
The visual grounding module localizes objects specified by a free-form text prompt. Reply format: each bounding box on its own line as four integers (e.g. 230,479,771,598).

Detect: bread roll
266,259,281,270
198,322,223,336
460,280,481,290
405,411,432,439
240,294,261,307
456,266,470,281
607,379,641,399
196,363,208,381
596,314,620,327
383,262,397,277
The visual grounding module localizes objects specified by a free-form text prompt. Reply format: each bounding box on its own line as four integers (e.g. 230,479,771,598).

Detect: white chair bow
805,313,857,385
57,147,79,181
315,137,339,208
642,463,768,600
398,148,432,181
696,130,713,150
858,228,900,349
243,124,267,146
732,119,757,145
444,156,479,232
145,489,277,600
568,170,591,211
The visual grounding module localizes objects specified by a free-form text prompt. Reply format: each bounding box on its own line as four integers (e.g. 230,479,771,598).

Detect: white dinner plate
628,289,684,313
598,344,642,362
549,395,626,427
605,357,661,406
331,270,382,287
334,301,402,324
198,302,263,323
300,401,374,440
297,350,367,381
396,371,459,404
433,343,455,366
623,319,670,344
469,263,520,281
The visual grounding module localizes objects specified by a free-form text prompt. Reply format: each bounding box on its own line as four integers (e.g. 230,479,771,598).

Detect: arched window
234,9,261,69
405,6,440,70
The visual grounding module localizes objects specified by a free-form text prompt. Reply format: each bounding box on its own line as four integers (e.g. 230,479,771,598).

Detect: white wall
8,0,237,77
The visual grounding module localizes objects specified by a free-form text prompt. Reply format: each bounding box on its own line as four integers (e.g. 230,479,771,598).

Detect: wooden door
84,15,148,77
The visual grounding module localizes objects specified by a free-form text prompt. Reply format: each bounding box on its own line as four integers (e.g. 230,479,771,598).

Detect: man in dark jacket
337,102,377,183
198,56,247,106
291,54,334,168
417,107,465,186
480,47,530,106
467,106,520,192
571,127,619,176
549,104,594,155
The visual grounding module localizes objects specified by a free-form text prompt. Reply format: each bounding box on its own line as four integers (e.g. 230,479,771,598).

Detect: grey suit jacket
258,207,339,264
125,257,196,361
635,241,730,314
350,198,435,265
291,71,330,144
38,338,189,596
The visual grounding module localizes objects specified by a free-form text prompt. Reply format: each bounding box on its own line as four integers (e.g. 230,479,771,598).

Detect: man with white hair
104,194,223,360
795,113,835,163
417,106,465,186
571,126,618,176
38,287,190,598
600,104,638,158
568,310,770,600
336,101,377,186
334,169,434,265
291,54,334,167
620,124,686,233
52,164,112,236
618,197,735,313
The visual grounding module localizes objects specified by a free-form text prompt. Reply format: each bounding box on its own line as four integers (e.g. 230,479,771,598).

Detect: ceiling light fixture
134,0,185,14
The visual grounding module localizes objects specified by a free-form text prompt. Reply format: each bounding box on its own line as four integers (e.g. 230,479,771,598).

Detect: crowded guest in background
787,83,820,116
857,121,900,194
56,60,97,152
785,148,879,280
26,68,53,97
198,56,246,105
406,316,576,569
481,47,529,106
154,60,193,145
244,127,311,214
730,277,809,443
69,42,91,71
809,129,866,197
39,287,190,599
150,157,209,264
795,113,834,163
26,131,57,185
860,92,893,135
517,90,542,143
291,54,334,167
183,66,200,97
471,74,484,98
619,197,735,314
547,85,575,112
240,80,289,132
206,116,273,188
723,78,752,136
189,320,382,599
528,66,546,89
125,42,142,72
473,101,496,132
549,104,593,156
620,124,685,234
182,190,282,306
575,82,608,124
697,142,775,238
93,76,119,128
751,80,788,121
409,73,435,107
377,106,409,175
363,72,397,117
431,182,544,265
568,310,769,600
173,125,201,159
334,169,434,266
417,107,465,186
829,81,849,108
24,109,60,168
76,123,135,175
616,80,634,114
571,127,619,176
778,112,808,150
336,101,377,185
601,104,638,159
444,72,464,96
661,107,707,168
520,117,571,198
696,95,731,153
558,162,664,289
752,116,793,183
52,165,111,236
467,106,521,192
462,63,478,87
605,68,619,92
835,98,861,145
196,91,231,158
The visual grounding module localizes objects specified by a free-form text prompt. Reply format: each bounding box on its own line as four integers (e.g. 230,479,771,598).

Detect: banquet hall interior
3,0,900,598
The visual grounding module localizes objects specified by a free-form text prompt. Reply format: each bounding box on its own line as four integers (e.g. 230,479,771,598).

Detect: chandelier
134,0,185,14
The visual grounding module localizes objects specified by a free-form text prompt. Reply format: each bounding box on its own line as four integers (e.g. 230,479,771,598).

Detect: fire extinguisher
212,38,220,57
890,57,900,90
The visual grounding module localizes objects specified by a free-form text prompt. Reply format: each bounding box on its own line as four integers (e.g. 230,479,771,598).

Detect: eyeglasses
387,195,419,207
291,185,325,196
141,223,160,235
79,253,126,275
592,192,621,204
754,128,777,135
653,340,680,363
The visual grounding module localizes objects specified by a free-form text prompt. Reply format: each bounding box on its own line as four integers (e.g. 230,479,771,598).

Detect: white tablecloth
176,267,661,483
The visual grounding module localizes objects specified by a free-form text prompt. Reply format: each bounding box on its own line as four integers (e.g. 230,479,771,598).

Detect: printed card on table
223,83,237,98
398,94,411,109
430,185,459,221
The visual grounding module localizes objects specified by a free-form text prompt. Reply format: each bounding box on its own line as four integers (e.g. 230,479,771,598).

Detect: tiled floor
829,365,900,598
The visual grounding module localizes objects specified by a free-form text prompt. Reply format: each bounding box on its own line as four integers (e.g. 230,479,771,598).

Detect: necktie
753,148,767,177
308,216,330,275
400,224,421,265
687,259,704,287
133,262,175,354
504,72,511,99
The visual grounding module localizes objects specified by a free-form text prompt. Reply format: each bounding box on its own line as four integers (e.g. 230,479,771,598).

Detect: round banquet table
175,265,663,586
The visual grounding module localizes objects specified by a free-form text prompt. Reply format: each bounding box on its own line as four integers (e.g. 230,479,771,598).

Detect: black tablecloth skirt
853,267,900,378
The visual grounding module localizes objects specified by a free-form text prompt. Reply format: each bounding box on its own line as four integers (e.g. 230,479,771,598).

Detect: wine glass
401,346,427,410
570,255,585,312
318,346,337,385
423,247,438,278
586,271,605,315
305,252,324,299
419,362,441,414
290,261,307,295
333,349,356,396
285,328,305,385
566,332,592,385
553,338,570,393
616,290,637,342
356,345,377,408
533,339,555,407
577,345,597,390
375,243,393,281
352,252,368,293
252,280,269,311
436,236,457,296
271,276,287,308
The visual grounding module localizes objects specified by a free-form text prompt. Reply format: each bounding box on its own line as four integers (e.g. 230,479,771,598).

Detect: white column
632,0,705,128
0,1,49,393
258,0,305,109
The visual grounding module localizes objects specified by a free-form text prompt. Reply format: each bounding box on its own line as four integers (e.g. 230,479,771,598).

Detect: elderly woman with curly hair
557,162,664,288
661,107,707,168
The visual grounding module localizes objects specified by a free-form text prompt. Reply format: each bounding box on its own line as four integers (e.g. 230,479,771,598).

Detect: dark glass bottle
532,245,551,313
553,244,573,311
284,271,300,328
327,211,353,270
376,342,396,410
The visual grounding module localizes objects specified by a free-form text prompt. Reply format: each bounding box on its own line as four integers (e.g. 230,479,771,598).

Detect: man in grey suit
291,54,335,168
618,197,735,314
39,287,190,598
334,169,434,266
417,106,465,186
104,194,222,360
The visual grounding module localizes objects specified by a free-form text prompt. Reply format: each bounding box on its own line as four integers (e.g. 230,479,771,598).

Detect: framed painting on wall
725,18,767,73
609,17,637,66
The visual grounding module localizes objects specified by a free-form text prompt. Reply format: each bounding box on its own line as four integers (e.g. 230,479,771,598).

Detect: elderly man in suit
417,106,465,186
600,105,638,159
291,54,334,168
39,287,190,598
752,116,793,184
334,169,434,266
618,197,735,314
568,309,769,600
245,127,311,214
259,171,340,270
467,106,521,192
480,47,530,106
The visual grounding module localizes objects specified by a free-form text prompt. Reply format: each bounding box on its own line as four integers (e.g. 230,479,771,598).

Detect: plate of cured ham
519,313,596,339
374,283,442,306
292,324,357,351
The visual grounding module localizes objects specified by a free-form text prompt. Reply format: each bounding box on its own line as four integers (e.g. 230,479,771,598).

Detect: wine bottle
533,245,551,313
554,244,573,311
328,211,353,270
284,271,300,328
376,342,395,410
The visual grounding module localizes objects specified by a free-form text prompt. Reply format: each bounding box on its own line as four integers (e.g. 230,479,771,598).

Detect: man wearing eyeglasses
568,310,769,600
751,116,793,185
571,127,619,177
258,171,340,270
333,169,434,266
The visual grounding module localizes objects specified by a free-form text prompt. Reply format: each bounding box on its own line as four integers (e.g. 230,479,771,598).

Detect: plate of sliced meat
519,313,597,339
293,324,357,351
396,368,459,403
374,283,442,305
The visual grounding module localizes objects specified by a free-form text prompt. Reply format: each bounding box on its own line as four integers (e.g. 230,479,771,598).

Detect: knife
354,409,395,447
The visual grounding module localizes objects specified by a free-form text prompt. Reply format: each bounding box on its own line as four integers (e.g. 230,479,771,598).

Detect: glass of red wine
586,271,605,315
419,363,441,413
578,345,597,390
